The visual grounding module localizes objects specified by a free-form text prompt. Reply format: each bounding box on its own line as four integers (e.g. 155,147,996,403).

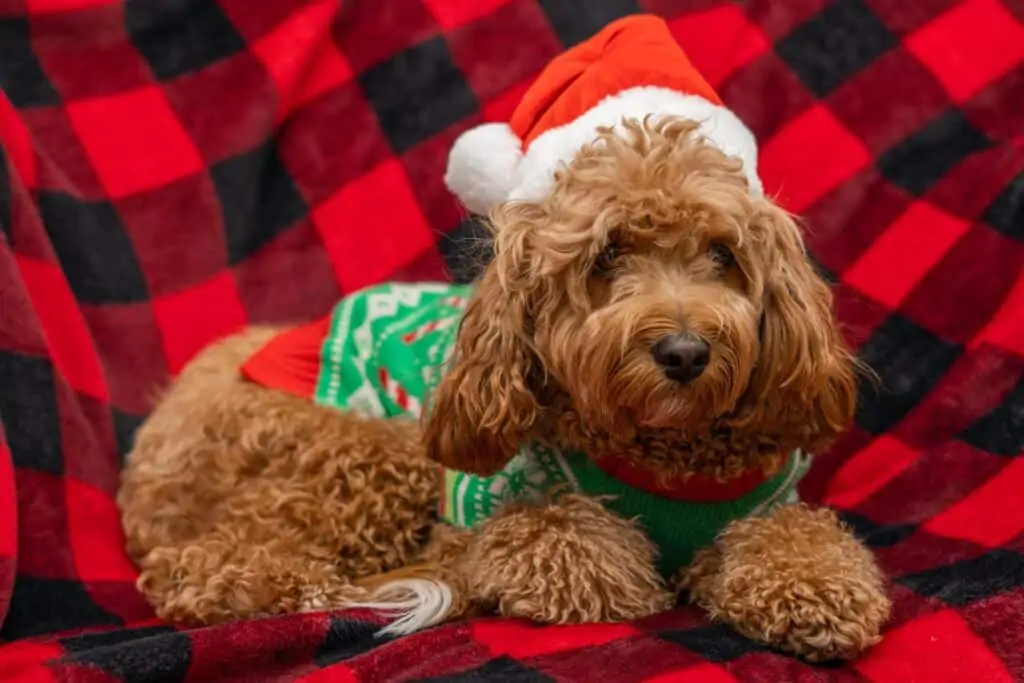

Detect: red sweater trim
239,314,333,400
591,452,768,502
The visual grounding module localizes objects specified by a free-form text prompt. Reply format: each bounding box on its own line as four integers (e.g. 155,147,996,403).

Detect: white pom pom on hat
443,123,522,216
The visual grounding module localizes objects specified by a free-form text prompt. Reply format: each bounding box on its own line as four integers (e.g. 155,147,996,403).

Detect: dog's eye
594,242,621,274
709,243,735,268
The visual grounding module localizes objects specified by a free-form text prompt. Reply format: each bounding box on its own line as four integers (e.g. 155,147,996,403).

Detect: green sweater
312,283,807,577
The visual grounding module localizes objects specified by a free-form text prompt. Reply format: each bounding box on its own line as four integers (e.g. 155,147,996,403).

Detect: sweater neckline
589,451,772,502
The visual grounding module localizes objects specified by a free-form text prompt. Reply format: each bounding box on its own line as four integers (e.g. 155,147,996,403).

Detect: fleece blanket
1,0,1022,681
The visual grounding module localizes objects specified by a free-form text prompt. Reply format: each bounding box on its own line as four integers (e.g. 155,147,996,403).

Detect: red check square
473,620,639,659
25,0,116,12
667,4,770,88
57,388,118,495
844,201,970,309
759,105,871,213
334,0,437,73
67,87,205,198
162,52,275,164
481,77,532,123
65,479,138,582
972,272,1024,355
251,1,353,122
32,6,151,101
0,94,35,187
824,435,921,509
20,106,105,198
447,0,560,103
14,469,76,579
644,664,738,683
855,610,1014,683
153,271,248,373
233,220,341,324
906,0,1024,103
16,255,108,401
313,160,435,292
925,459,1024,547
0,441,15,561
216,0,302,41
423,0,512,29
117,174,228,298
900,226,1024,344
80,302,169,414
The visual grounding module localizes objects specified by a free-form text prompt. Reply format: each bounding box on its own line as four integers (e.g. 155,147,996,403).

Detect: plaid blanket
1,0,1022,680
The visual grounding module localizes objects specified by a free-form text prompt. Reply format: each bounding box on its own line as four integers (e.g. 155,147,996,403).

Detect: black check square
776,0,897,97
38,192,149,304
983,169,1024,240
839,510,918,548
359,37,477,154
65,626,192,682
898,549,1024,607
111,406,145,467
959,375,1024,457
878,109,991,196
418,656,555,682
659,624,766,662
0,352,62,475
855,314,963,434
0,577,122,640
0,18,61,108
61,625,178,653
537,0,641,47
210,139,307,265
314,617,393,667
127,0,247,82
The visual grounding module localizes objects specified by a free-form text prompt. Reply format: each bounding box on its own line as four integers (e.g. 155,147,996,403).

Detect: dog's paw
469,494,674,624
683,505,891,661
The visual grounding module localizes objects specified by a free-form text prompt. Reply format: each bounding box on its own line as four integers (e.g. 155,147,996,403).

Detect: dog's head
426,117,857,476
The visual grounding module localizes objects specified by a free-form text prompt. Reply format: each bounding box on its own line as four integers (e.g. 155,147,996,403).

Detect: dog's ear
423,205,542,475
738,203,858,452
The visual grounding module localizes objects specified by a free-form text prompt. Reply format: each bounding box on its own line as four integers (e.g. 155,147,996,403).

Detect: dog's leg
135,531,371,623
353,496,674,634
467,494,675,624
120,327,440,624
677,504,891,661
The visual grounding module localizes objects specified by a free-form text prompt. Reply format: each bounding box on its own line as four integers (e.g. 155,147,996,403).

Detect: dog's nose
652,333,710,383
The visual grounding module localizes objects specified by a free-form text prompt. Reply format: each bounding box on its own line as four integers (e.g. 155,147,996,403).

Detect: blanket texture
1,0,1022,681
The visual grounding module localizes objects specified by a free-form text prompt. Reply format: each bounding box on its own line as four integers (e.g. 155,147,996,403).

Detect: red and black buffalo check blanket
1,0,1022,681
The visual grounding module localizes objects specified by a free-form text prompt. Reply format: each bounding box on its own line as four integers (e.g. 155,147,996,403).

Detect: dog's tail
347,565,462,637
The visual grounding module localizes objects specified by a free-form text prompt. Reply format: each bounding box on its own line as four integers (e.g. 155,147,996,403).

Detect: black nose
652,333,710,383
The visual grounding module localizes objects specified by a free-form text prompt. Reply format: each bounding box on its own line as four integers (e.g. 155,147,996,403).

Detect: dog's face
427,117,856,476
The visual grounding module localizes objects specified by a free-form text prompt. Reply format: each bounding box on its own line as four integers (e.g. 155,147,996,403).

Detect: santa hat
445,14,763,215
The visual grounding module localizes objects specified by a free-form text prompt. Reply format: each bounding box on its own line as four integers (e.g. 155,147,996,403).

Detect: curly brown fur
122,116,887,660
679,504,891,661
467,493,674,623
119,328,440,623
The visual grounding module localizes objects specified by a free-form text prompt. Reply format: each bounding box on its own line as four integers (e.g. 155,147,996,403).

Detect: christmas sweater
241,282,809,577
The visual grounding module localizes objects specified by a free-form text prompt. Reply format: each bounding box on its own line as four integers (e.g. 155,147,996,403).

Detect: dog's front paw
682,504,891,661
468,494,674,624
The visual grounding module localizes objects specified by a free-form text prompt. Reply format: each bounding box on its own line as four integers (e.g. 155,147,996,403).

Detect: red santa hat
444,14,763,215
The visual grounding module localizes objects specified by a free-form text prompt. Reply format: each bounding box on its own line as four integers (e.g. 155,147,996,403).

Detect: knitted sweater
241,283,808,578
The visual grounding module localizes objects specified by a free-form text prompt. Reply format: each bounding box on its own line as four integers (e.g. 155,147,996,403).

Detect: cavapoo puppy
119,15,890,661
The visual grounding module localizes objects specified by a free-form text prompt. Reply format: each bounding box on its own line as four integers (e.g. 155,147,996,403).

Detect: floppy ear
738,203,858,452
423,206,542,475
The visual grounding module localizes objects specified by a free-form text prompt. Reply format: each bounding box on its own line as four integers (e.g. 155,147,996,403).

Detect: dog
119,113,890,661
